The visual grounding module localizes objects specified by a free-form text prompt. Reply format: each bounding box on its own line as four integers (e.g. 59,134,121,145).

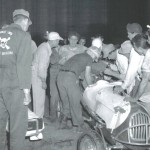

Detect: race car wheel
77,130,105,150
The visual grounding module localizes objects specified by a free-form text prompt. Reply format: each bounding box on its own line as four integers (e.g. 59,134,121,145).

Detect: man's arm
134,72,150,101
121,49,144,90
124,71,150,102
85,66,93,85
104,68,125,80
114,49,144,94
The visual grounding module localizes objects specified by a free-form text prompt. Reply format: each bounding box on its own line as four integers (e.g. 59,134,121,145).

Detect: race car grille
129,111,150,143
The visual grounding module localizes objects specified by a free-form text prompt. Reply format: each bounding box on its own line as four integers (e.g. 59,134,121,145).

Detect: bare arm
85,66,93,85
134,72,150,101
104,68,125,80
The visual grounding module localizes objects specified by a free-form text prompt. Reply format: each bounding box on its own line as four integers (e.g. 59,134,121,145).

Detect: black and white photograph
0,0,150,150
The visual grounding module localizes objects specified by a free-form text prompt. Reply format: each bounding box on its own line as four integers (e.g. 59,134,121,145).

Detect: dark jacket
0,23,32,89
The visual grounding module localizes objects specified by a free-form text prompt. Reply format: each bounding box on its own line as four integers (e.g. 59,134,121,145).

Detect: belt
60,69,76,75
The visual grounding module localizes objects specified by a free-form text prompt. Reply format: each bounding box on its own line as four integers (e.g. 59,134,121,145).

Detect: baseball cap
48,32,63,41
13,9,32,25
92,38,102,49
119,40,132,54
126,23,142,34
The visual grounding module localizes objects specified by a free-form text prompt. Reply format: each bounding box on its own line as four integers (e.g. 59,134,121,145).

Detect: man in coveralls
0,9,32,150
32,32,63,118
57,37,102,131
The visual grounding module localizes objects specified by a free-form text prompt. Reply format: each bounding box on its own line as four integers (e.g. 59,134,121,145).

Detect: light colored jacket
32,42,52,80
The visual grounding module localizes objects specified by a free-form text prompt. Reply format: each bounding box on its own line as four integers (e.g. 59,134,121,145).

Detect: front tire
77,130,105,150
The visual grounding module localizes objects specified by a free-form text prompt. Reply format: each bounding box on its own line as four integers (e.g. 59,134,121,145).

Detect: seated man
57,37,102,132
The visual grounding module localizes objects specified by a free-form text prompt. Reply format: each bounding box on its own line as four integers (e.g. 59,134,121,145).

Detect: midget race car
77,80,150,150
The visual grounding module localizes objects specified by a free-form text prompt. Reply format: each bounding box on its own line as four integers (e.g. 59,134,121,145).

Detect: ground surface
24,117,82,150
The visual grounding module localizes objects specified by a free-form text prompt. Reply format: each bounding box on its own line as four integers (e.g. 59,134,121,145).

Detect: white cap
92,38,102,49
48,32,63,41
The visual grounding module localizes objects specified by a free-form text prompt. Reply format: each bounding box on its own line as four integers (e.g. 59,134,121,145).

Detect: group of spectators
1,8,150,150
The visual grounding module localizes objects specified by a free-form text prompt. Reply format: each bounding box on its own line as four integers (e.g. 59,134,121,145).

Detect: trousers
0,87,28,150
57,71,84,126
49,67,60,120
32,69,46,118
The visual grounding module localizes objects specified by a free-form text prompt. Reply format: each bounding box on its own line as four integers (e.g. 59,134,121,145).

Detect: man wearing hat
114,23,144,96
0,9,32,150
57,37,102,132
32,31,63,118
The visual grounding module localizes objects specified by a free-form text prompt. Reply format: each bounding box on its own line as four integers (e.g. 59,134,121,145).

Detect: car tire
77,130,106,150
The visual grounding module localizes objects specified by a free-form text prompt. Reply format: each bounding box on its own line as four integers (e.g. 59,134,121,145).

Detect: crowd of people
1,8,150,150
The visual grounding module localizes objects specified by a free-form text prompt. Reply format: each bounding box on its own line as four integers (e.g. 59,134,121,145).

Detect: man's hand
113,85,124,94
24,92,31,105
42,81,47,89
124,97,137,103
104,68,113,76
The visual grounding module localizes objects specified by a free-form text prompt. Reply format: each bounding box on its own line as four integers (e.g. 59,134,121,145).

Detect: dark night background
0,0,149,46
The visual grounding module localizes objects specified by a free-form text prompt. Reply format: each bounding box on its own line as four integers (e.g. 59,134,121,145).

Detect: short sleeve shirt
61,53,93,77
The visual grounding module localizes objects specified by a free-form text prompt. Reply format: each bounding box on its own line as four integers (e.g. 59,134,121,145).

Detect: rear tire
77,130,106,150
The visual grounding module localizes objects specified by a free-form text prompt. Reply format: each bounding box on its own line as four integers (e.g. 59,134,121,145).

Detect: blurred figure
32,32,63,118
59,31,86,65
79,37,86,46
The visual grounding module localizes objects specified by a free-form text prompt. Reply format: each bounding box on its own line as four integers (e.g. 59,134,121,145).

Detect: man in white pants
32,32,63,118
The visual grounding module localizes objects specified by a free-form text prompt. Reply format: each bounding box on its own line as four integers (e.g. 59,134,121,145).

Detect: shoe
58,116,72,129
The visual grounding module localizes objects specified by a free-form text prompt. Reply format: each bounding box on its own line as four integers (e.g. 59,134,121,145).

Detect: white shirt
116,51,129,75
121,48,144,93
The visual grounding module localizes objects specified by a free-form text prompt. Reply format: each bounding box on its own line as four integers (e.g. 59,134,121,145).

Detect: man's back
61,53,93,77
0,23,32,89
